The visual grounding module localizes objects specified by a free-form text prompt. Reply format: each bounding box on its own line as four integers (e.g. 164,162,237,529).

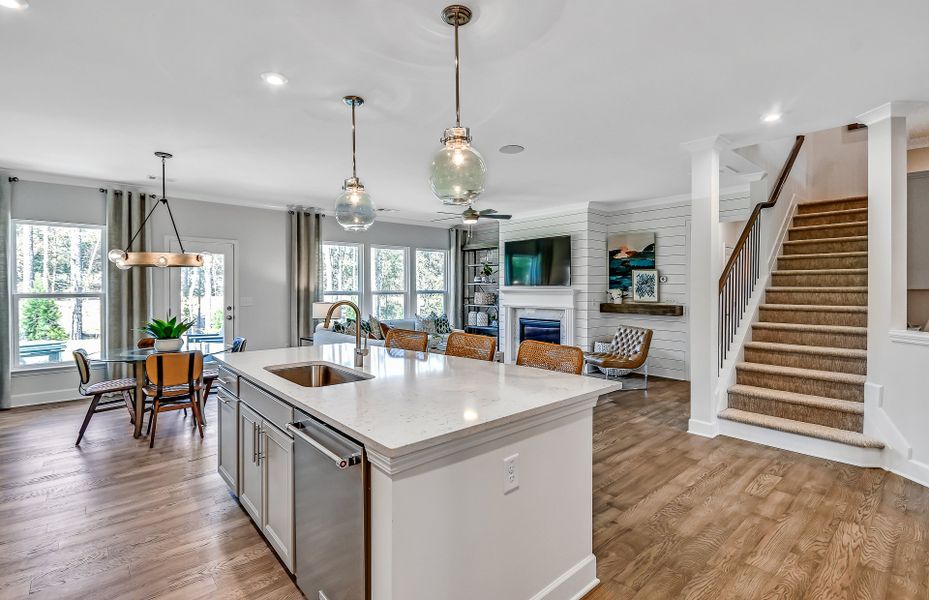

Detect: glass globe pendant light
430,5,486,206
107,152,203,269
334,95,376,231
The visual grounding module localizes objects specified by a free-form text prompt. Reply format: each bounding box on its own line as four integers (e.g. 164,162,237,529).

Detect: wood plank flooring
2,379,928,599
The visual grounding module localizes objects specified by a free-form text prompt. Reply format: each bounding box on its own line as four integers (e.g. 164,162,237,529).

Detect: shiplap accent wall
498,202,692,380
595,201,691,380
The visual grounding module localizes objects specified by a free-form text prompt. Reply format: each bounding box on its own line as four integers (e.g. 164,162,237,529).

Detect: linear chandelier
107,152,203,269
429,4,487,206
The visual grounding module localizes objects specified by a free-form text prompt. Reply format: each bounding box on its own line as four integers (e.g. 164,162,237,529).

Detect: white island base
215,345,617,600
369,400,598,600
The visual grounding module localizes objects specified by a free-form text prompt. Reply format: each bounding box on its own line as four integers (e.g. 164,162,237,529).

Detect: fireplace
499,286,576,362
519,318,561,344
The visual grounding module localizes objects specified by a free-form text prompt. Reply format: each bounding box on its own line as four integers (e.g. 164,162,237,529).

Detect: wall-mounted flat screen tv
504,235,571,286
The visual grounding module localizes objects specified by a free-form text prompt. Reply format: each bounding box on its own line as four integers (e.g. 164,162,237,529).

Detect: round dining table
89,341,229,438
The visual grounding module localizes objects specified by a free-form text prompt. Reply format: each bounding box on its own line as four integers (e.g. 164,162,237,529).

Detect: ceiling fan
434,207,512,225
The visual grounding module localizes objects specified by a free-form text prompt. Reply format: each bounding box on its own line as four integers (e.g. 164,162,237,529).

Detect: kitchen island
214,343,619,600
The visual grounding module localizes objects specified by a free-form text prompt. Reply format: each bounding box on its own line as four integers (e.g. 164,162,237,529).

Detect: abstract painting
632,269,659,302
608,232,656,292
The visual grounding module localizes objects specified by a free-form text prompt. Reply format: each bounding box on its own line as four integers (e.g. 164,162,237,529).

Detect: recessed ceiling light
260,72,288,86
762,112,782,123
499,144,525,154
0,0,29,9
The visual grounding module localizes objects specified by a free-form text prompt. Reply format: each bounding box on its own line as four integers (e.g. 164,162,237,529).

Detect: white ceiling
1,0,928,224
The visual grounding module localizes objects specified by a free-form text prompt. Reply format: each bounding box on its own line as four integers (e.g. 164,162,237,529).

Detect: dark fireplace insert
518,318,561,345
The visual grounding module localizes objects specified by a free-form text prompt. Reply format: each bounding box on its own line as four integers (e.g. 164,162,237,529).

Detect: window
12,221,105,368
371,246,407,320
322,243,362,318
415,249,447,317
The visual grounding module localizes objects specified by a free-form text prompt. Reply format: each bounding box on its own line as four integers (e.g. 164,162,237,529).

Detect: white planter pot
154,338,184,352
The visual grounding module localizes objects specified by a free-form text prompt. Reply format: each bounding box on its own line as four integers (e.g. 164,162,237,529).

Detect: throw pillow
332,321,346,334
434,313,452,334
368,315,384,340
416,314,438,335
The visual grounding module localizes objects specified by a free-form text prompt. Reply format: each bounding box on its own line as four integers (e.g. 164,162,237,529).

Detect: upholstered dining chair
72,349,137,445
385,329,429,353
583,325,653,389
445,332,496,361
201,337,247,421
142,351,204,448
515,340,585,375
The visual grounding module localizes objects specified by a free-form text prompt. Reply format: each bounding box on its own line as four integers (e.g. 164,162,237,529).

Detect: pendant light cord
454,17,461,128
122,154,187,254
351,102,358,179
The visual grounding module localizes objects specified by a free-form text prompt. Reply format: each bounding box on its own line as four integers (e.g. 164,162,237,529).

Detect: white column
683,136,727,437
858,102,920,381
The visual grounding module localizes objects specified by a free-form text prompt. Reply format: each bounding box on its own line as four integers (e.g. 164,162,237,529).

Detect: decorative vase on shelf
473,276,482,283
154,338,184,352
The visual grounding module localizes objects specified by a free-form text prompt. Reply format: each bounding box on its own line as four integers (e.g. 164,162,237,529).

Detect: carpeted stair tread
766,286,868,293
778,251,868,259
793,207,868,221
718,408,884,448
789,221,868,233
744,341,867,359
759,303,867,313
728,384,864,414
796,196,868,212
783,235,868,246
771,268,868,276
735,361,866,386
753,321,867,335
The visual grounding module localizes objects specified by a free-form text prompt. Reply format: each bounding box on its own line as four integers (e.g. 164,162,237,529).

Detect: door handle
253,423,258,464
256,424,264,466
226,315,233,320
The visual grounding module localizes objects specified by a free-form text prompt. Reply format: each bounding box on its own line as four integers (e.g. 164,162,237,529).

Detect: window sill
12,364,77,377
889,329,929,346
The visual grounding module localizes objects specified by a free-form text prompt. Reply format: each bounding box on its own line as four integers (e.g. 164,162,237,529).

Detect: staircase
719,196,884,449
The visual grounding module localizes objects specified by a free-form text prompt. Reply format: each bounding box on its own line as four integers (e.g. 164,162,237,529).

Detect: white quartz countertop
215,344,620,459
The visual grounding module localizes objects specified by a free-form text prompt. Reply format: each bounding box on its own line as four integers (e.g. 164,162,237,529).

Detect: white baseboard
529,554,598,600
688,418,719,438
11,388,82,408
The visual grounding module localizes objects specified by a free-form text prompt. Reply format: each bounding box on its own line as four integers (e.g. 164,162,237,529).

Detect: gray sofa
313,318,460,352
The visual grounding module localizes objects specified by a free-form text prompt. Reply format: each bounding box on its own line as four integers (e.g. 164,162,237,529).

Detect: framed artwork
608,232,656,293
632,269,659,302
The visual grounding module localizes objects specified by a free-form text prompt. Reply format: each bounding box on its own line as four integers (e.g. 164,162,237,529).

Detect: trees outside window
322,243,361,319
371,246,407,320
13,222,104,367
415,249,447,317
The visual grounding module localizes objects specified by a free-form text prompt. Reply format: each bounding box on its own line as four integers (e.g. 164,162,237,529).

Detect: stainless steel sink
264,362,373,388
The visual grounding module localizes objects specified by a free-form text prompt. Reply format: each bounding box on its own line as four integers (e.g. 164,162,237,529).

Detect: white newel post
858,102,918,392
683,136,726,437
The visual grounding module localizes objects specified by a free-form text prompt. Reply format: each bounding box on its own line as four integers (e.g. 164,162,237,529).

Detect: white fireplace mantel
499,287,577,362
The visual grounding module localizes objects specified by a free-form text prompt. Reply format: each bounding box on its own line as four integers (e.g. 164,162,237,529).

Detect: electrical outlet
503,453,519,494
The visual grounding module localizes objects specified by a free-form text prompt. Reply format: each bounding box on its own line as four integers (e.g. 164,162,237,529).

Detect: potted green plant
481,262,494,283
140,315,195,352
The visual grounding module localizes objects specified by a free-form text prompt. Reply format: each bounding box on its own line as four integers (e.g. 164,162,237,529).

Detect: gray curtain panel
106,189,152,361
0,176,11,410
448,227,465,329
289,208,322,346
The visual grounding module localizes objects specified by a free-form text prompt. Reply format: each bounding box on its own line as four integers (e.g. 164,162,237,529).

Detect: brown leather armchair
584,325,653,388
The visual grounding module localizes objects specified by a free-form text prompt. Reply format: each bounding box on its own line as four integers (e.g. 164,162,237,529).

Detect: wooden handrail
718,135,805,291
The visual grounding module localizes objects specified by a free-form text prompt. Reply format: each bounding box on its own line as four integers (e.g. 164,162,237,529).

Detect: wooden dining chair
73,350,137,445
201,337,247,422
385,329,429,352
137,337,155,349
142,351,204,448
445,332,496,361
516,340,585,375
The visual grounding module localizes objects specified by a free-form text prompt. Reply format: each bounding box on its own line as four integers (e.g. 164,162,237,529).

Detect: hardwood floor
2,380,928,599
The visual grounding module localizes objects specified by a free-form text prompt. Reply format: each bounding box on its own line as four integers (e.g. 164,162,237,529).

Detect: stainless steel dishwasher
287,410,368,600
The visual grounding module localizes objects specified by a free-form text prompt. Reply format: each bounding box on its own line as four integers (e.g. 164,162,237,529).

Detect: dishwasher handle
287,421,363,470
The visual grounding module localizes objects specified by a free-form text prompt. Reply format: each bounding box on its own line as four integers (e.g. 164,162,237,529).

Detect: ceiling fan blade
478,208,498,215
482,214,512,220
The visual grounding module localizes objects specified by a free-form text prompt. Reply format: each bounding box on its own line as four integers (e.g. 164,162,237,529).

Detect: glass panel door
168,240,235,344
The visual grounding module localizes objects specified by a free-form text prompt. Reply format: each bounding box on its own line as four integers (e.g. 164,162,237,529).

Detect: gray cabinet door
217,390,239,494
238,403,263,524
261,421,295,573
